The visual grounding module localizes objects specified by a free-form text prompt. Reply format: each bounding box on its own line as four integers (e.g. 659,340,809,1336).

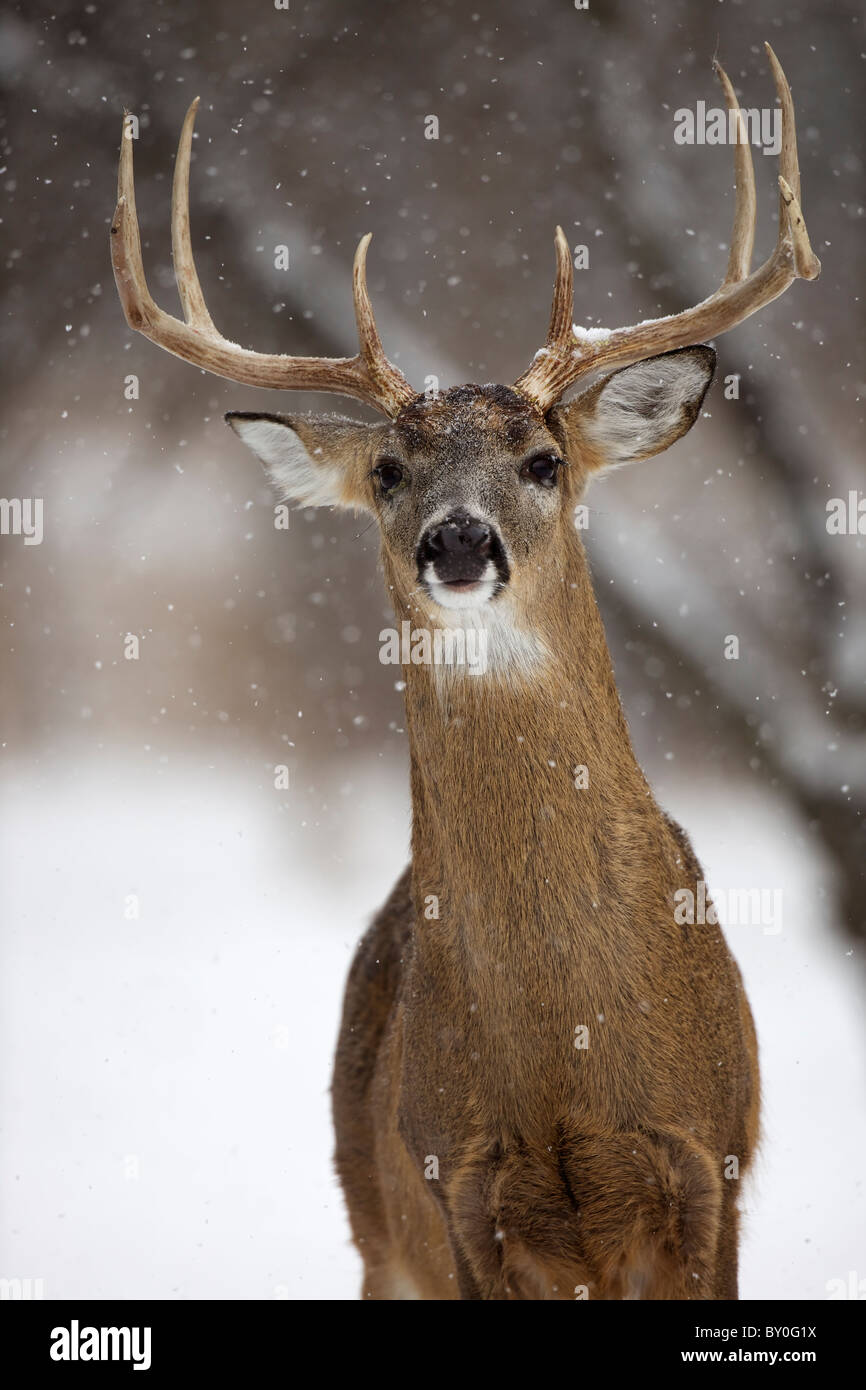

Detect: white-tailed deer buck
111,46,818,1299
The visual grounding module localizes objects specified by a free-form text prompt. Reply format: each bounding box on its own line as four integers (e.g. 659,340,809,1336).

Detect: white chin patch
423,562,499,610
417,561,549,682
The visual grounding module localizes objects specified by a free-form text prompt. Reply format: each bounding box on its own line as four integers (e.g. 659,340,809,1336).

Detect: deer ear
225,411,380,510
551,346,716,471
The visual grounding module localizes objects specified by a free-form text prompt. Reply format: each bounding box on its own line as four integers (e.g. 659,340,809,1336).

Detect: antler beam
110,100,416,417
514,44,821,413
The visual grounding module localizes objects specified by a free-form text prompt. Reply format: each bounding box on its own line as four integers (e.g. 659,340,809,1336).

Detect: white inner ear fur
228,417,346,508
581,354,712,467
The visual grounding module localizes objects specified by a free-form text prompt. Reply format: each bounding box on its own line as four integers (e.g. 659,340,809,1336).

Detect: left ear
225,410,382,511
550,346,716,471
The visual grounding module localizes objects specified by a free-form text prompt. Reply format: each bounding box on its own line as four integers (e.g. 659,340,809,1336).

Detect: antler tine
547,226,576,348
510,226,575,406
765,42,800,204
112,111,157,331
353,233,385,365
765,42,819,279
352,233,415,411
513,46,820,414
713,60,757,285
171,98,217,333
110,106,416,416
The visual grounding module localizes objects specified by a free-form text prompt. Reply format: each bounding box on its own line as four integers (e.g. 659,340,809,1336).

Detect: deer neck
388,529,656,936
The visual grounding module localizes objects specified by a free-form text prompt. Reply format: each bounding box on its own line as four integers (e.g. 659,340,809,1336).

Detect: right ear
225,411,382,511
548,346,716,472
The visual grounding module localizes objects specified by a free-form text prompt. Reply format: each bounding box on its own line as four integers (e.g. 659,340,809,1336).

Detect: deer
110,45,819,1299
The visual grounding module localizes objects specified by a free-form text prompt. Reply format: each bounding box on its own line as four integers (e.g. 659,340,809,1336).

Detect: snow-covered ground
1,753,863,1299
664,778,866,1300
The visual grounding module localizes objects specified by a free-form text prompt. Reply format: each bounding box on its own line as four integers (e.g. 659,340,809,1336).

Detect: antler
514,44,821,413
110,99,416,417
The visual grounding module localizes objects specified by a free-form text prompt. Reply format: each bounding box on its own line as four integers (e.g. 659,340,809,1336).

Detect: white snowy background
1,0,863,1299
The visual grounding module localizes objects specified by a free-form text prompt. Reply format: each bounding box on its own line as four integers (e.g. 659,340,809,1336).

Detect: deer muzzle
416,512,509,604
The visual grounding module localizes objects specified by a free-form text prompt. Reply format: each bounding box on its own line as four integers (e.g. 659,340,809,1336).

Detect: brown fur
326,375,759,1301
232,367,760,1300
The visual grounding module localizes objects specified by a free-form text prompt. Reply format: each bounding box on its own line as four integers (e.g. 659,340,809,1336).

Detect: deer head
111,46,818,649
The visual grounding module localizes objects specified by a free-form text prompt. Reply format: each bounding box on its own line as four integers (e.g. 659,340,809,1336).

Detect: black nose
418,513,495,584
428,517,492,558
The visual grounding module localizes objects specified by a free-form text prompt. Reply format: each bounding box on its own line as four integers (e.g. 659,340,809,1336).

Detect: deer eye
521,454,562,488
374,460,406,495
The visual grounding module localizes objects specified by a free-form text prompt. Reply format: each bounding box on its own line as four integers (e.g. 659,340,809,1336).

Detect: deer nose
418,513,500,588
427,516,492,558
